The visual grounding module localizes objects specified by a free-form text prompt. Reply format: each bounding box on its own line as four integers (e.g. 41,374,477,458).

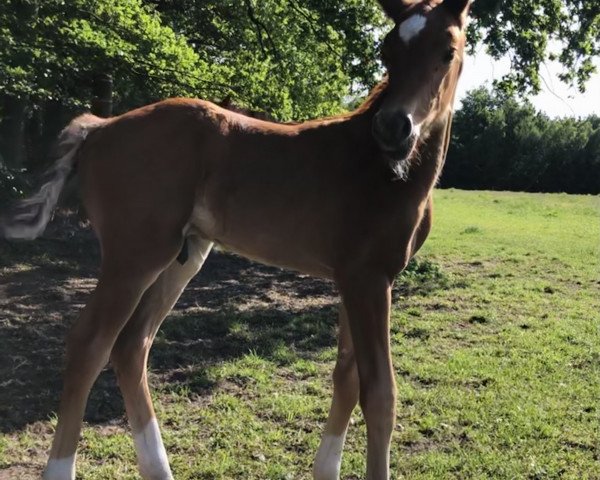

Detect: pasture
0,189,598,479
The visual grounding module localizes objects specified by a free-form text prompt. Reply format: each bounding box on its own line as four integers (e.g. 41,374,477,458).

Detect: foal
0,0,470,478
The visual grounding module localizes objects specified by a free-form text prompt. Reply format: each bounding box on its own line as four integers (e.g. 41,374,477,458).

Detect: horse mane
218,96,274,121
218,78,389,126
350,77,389,116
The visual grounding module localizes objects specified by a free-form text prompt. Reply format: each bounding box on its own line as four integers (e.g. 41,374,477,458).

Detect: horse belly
187,199,336,279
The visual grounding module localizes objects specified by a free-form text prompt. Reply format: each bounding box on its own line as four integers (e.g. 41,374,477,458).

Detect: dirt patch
0,464,43,480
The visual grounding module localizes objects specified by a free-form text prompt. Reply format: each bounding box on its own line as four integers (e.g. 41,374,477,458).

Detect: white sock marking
134,418,173,480
313,434,346,480
399,14,427,43
43,455,76,480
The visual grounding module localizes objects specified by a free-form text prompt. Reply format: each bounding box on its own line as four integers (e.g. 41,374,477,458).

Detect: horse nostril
398,113,413,141
373,110,414,147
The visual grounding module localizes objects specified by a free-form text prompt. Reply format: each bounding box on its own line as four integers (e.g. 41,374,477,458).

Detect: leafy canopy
0,0,386,120
470,0,600,95
147,0,386,119
0,0,598,118
0,0,218,108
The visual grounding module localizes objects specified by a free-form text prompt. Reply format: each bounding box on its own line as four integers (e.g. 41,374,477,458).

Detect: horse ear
443,0,470,19
378,0,410,22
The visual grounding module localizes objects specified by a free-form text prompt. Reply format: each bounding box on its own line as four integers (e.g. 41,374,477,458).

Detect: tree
1,0,599,173
469,0,600,95
0,0,221,167
0,0,222,109
149,0,600,105
147,0,386,120
441,87,600,194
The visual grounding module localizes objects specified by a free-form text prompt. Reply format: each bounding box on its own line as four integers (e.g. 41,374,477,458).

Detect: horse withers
0,1,470,479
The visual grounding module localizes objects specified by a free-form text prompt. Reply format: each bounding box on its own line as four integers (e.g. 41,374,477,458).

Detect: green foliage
147,0,385,120
442,87,600,194
1,0,598,114
470,0,600,95
0,0,385,120
0,0,598,182
0,0,216,110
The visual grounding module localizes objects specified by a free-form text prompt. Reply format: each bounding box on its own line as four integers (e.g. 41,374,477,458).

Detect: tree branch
243,0,281,64
287,0,344,62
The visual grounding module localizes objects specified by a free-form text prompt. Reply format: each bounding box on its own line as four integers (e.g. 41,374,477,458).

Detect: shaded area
0,213,452,434
0,216,338,433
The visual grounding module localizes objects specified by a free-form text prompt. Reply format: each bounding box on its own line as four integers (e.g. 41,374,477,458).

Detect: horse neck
299,82,450,202
405,112,452,195
342,84,451,198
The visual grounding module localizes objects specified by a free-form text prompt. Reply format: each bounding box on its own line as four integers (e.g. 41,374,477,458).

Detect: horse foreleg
338,272,395,480
313,304,359,480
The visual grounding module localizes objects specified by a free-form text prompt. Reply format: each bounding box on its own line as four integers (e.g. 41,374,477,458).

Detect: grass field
0,189,598,479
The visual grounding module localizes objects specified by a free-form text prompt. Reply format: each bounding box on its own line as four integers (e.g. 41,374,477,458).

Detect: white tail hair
0,114,106,240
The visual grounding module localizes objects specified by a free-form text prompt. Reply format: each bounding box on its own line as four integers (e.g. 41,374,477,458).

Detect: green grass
1,189,599,479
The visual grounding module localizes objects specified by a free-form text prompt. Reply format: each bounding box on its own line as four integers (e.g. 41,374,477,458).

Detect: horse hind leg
43,234,184,480
313,304,359,480
110,235,213,480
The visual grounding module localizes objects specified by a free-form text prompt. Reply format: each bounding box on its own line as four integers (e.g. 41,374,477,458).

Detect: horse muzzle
372,110,418,161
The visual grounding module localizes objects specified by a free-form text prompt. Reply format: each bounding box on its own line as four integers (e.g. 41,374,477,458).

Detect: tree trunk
27,100,67,170
91,73,113,117
0,95,28,168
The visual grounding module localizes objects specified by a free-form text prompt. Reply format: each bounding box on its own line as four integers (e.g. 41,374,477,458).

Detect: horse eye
443,48,456,64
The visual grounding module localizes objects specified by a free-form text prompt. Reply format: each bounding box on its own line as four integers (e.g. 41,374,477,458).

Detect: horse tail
0,114,106,240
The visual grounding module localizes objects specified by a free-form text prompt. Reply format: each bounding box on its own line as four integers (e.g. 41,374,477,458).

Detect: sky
455,47,600,118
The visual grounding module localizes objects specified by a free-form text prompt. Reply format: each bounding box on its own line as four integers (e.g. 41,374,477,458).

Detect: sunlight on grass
1,190,598,479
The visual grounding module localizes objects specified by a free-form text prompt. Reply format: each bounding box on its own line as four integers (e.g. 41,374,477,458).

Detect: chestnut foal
0,0,469,478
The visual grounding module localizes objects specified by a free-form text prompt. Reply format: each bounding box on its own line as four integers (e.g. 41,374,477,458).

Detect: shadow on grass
0,221,338,434
0,214,451,434
152,304,338,398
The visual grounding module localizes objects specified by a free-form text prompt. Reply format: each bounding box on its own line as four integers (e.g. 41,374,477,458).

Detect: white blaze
313,434,346,480
43,455,76,480
134,418,173,480
399,14,427,43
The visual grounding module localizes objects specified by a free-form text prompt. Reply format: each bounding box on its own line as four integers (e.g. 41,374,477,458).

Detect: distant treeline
441,88,600,194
